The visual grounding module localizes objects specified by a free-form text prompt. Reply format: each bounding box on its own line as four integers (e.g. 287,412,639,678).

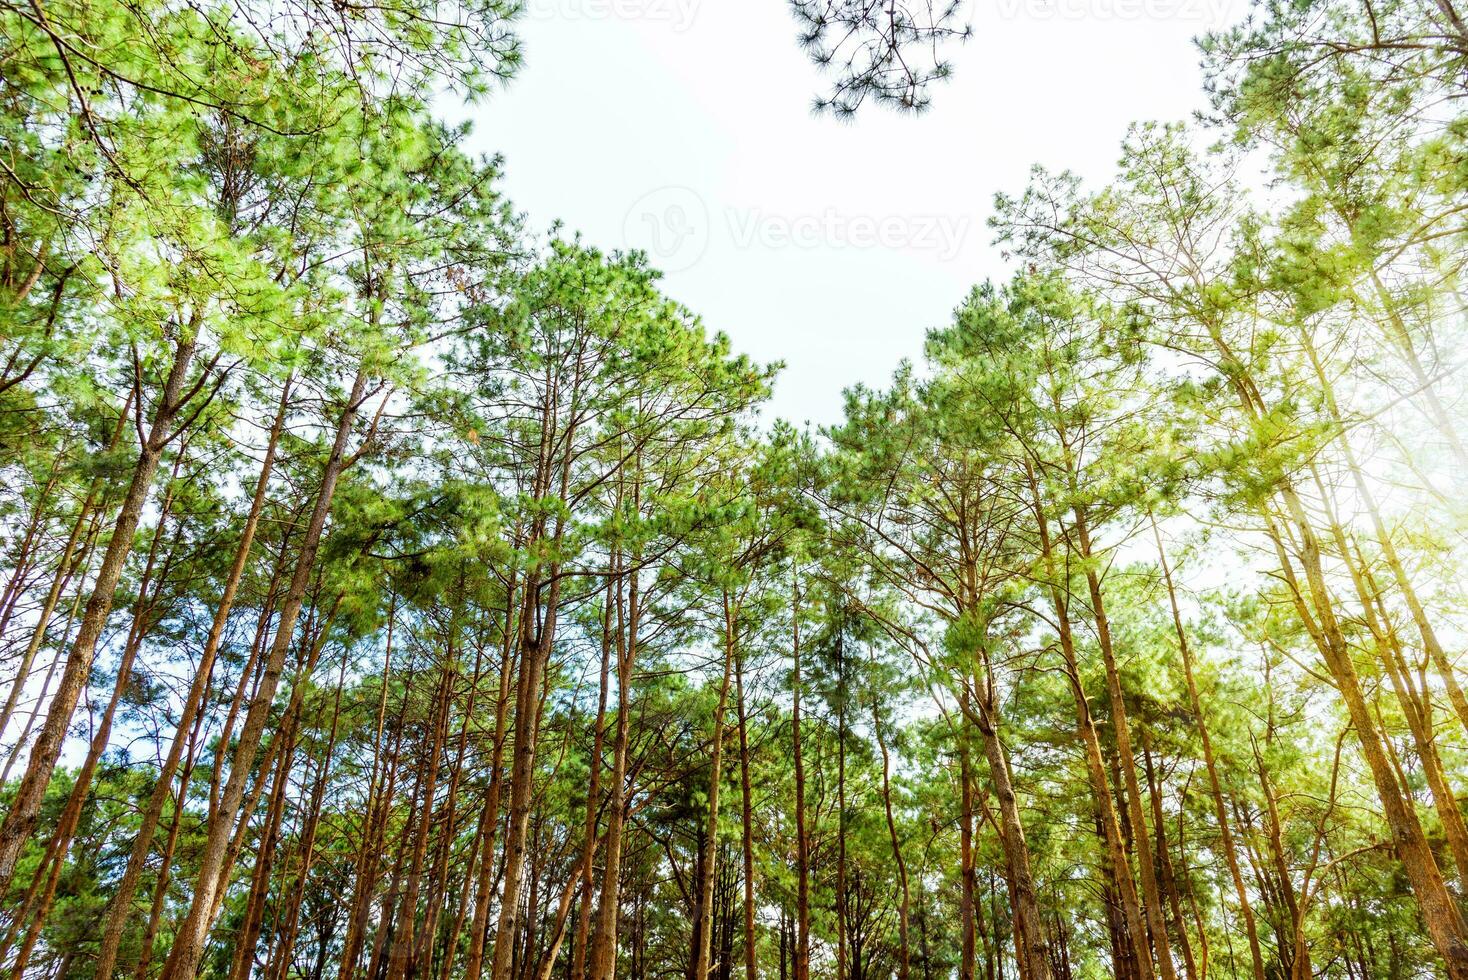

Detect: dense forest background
0,0,1466,977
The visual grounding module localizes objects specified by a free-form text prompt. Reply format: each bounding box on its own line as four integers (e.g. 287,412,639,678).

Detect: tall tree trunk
1210,317,1468,973
873,699,910,980
94,374,291,980
1262,500,1468,975
1026,462,1152,980
958,741,977,980
1151,517,1266,980
337,595,401,980
736,648,757,980
692,598,737,980
1299,332,1468,738
488,572,564,980
790,572,810,980
589,551,636,980
463,576,520,980
966,680,1052,980
160,364,371,980
0,333,201,891
387,653,457,979
574,588,614,980
0,391,132,741
4,471,183,974
1070,504,1177,980
1138,732,1198,980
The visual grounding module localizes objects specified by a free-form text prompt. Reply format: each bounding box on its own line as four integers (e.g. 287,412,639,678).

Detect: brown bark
872,699,911,980
692,596,737,980
958,743,977,980
573,588,614,980
1262,500,1468,975
790,572,810,980
1208,309,1468,972
589,550,636,980
965,686,1052,980
94,373,291,979
487,578,563,980
1070,504,1177,980
735,649,757,980
0,392,132,740
462,577,519,980
1150,518,1265,980
0,333,202,891
1025,461,1153,980
1138,733,1197,980
338,597,405,980
386,654,457,979
4,469,183,974
160,364,373,980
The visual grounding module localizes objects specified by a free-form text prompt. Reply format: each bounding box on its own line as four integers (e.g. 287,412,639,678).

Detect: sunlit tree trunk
1151,518,1265,980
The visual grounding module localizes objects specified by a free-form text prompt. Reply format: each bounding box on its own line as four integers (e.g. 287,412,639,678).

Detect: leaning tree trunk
967,678,1053,980
0,333,200,891
159,364,371,980
94,374,290,980
1071,505,1178,980
1151,518,1266,980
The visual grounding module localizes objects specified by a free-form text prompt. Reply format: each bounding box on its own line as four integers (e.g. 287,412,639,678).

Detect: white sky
462,0,1246,427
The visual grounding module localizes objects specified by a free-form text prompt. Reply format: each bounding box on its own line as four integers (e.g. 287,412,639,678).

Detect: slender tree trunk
462,575,519,980
692,598,737,980
966,683,1052,980
589,552,636,980
4,473,183,973
959,741,977,980
1139,732,1197,980
337,595,401,980
1300,333,1468,738
573,589,614,980
488,579,562,980
1210,319,1468,973
229,708,301,980
1025,462,1153,980
387,655,457,979
790,572,810,980
1070,504,1177,980
1262,500,1468,975
0,334,201,891
836,629,848,980
136,714,202,980
736,648,757,980
160,364,371,980
0,393,132,741
1151,517,1265,980
94,374,291,979
873,699,910,980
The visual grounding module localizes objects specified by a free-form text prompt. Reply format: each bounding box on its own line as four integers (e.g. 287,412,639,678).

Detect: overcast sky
459,0,1245,427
